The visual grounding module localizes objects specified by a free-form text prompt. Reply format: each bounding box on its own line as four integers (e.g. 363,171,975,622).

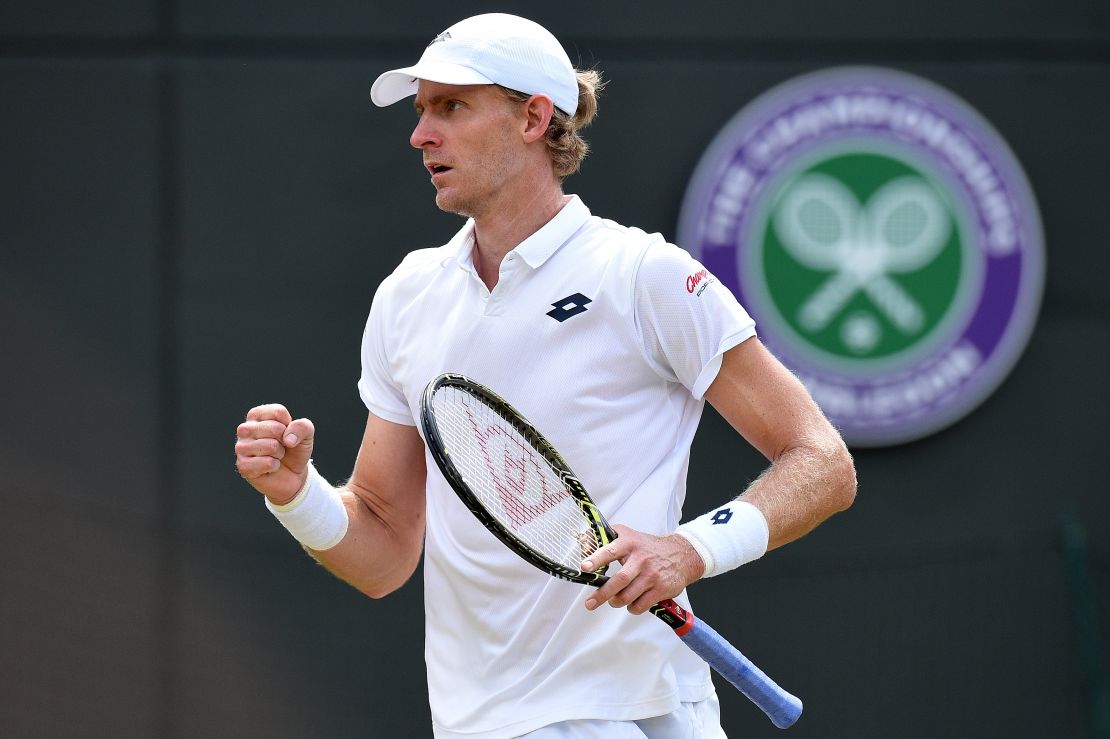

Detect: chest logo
546,293,592,322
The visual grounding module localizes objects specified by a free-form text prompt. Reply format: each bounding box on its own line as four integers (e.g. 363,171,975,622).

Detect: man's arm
236,407,427,599
304,412,427,598
703,336,856,550
582,337,856,614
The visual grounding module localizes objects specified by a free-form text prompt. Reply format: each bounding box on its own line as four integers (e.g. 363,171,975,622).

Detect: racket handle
678,614,803,729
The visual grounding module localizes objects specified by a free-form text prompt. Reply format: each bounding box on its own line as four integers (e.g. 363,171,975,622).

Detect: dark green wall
3,2,1108,737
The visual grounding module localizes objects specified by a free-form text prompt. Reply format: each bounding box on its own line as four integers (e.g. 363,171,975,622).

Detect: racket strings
433,387,599,571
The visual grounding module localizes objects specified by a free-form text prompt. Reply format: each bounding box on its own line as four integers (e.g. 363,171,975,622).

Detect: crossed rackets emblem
772,174,951,346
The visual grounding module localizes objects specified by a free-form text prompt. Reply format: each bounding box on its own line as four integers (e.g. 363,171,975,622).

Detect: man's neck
471,186,569,291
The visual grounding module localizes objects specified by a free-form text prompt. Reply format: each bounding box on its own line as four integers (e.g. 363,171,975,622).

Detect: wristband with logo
675,500,768,578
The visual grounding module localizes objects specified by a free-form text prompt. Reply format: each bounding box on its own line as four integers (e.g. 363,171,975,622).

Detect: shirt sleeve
633,243,757,399
356,279,416,426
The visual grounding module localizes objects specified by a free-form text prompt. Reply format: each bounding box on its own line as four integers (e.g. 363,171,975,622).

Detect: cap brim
371,61,495,107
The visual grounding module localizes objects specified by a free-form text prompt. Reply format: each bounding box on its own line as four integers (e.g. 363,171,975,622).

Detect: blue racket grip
678,615,803,729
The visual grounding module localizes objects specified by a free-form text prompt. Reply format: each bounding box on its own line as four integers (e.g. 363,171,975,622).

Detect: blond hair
500,69,605,180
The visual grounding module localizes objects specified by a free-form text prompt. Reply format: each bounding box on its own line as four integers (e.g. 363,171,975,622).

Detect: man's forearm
302,485,426,599
740,434,856,550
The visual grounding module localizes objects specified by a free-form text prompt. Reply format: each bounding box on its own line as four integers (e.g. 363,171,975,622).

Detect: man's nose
410,114,440,149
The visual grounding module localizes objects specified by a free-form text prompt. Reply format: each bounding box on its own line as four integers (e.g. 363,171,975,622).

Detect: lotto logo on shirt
677,67,1044,446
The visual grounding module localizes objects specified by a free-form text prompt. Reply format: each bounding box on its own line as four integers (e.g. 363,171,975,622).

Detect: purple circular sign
678,67,1044,446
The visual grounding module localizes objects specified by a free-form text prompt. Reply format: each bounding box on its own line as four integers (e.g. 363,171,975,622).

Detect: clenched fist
235,404,315,505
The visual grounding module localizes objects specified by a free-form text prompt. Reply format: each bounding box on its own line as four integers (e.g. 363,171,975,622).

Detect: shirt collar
450,222,478,270
512,195,591,269
449,195,591,271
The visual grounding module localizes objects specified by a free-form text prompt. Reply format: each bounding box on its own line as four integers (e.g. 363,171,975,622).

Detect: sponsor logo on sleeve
686,268,717,296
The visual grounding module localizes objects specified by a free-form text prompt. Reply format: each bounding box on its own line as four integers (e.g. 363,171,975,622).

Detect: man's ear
521,94,555,144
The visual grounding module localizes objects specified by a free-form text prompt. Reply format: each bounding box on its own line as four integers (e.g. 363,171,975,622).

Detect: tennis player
235,13,855,739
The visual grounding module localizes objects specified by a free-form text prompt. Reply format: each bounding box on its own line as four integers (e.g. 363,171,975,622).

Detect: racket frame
420,374,700,633
421,373,614,586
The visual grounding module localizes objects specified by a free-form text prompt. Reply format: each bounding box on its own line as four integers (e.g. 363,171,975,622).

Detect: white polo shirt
358,196,756,739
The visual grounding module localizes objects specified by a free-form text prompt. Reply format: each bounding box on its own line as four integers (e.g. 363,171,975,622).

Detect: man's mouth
426,162,452,176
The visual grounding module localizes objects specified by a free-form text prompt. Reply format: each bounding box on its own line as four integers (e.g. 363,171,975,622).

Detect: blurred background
2,1,1107,737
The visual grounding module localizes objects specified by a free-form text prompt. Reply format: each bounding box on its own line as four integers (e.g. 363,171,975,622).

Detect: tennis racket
419,373,803,729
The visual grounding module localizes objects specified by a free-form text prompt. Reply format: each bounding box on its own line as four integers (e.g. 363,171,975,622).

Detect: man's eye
446,100,462,111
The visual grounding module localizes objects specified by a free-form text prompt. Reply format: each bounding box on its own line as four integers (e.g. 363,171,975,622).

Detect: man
234,13,855,739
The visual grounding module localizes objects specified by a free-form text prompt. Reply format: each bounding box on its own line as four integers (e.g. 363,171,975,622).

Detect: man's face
410,81,527,218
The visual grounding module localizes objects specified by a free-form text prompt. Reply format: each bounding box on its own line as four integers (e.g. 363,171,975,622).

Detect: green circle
760,153,963,362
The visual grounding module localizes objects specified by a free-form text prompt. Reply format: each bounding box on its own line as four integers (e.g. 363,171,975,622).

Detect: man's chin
434,191,475,219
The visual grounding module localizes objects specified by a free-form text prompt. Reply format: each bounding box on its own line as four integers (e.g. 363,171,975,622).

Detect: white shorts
519,693,726,739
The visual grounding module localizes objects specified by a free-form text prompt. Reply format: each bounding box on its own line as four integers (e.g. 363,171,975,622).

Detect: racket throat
650,598,695,636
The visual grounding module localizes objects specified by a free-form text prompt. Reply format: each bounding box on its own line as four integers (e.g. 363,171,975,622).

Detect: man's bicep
348,412,428,519
705,338,837,461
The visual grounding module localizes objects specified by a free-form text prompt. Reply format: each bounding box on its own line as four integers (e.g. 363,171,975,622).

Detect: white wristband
676,500,768,578
265,462,349,551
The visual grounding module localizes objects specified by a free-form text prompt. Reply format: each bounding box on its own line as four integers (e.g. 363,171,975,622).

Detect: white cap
371,13,579,115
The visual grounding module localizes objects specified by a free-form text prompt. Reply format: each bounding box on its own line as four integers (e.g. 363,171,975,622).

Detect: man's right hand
235,404,316,505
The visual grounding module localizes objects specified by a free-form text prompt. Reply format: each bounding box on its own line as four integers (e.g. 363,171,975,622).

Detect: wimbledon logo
677,67,1044,446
